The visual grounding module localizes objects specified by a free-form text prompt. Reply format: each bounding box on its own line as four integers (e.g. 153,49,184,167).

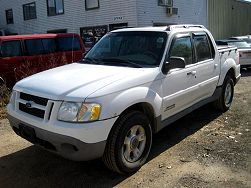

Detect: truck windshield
83,31,167,67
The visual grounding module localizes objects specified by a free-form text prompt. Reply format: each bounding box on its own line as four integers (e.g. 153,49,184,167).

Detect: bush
0,84,10,119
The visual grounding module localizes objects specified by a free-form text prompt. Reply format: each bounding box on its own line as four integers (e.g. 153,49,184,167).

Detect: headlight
57,102,101,122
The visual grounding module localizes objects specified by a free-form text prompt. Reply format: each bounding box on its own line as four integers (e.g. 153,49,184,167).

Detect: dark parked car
229,36,251,47
0,33,85,87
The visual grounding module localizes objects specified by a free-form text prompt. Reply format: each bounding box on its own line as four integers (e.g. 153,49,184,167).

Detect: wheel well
119,103,157,133
226,68,236,85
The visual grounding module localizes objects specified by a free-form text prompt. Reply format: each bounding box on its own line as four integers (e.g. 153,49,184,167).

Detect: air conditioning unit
158,0,173,7
167,7,178,16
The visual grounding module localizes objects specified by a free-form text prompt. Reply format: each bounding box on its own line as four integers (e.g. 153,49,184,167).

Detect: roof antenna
71,33,74,63
71,13,75,63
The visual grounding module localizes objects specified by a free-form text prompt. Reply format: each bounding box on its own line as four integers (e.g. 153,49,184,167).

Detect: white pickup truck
7,25,240,174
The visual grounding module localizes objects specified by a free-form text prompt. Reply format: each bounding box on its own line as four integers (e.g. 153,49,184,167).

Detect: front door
161,34,197,120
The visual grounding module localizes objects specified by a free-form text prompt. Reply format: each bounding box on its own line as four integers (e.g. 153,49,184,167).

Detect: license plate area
19,124,37,143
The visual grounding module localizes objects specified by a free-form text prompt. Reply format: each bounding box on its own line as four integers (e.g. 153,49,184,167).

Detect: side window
25,39,44,55
1,41,22,57
42,38,56,53
169,36,193,65
58,37,81,51
193,35,212,62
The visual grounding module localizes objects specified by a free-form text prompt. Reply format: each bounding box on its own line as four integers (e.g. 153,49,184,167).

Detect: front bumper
8,114,107,161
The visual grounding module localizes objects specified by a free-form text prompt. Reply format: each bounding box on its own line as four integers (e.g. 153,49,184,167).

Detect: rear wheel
214,76,234,112
102,111,152,174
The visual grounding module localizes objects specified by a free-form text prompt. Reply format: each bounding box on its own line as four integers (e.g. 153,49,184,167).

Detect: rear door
0,39,24,86
189,32,220,103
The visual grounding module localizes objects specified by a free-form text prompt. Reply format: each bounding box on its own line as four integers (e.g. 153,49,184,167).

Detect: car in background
0,33,85,87
216,39,251,68
229,35,251,47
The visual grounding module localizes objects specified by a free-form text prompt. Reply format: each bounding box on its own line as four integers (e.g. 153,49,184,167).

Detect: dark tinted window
1,41,22,57
58,37,81,51
23,2,37,20
42,38,56,53
5,9,14,24
25,39,44,55
169,36,193,65
193,35,212,62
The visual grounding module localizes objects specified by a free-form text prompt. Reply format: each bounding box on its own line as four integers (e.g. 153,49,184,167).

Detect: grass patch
0,84,10,119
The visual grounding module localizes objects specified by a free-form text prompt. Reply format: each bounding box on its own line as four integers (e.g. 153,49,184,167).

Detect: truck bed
217,45,237,53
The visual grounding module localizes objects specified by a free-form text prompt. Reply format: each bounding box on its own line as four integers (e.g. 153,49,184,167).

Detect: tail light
236,51,240,65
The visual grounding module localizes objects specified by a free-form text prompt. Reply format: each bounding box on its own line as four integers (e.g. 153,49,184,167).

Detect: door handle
187,71,196,76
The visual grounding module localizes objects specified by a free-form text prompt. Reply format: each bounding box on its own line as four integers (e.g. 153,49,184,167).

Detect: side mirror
162,56,186,74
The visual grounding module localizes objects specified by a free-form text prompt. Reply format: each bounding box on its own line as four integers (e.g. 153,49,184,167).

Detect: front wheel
102,111,152,174
214,76,234,112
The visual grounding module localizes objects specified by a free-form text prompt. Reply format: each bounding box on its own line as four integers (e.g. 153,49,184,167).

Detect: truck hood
14,63,157,101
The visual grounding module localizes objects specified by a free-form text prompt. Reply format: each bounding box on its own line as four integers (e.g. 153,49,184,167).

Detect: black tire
214,75,234,112
102,111,152,174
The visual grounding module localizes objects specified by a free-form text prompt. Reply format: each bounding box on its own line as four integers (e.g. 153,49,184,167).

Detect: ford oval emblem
25,102,32,108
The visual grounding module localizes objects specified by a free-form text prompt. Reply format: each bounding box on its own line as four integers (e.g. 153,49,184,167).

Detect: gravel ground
0,70,250,188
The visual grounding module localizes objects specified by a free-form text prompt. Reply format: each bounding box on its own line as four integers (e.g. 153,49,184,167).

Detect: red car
0,33,85,87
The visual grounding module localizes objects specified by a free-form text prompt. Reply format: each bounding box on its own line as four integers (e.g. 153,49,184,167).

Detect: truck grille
20,92,48,106
19,103,45,118
18,92,53,120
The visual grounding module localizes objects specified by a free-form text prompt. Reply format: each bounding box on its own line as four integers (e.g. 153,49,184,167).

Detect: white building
0,0,250,42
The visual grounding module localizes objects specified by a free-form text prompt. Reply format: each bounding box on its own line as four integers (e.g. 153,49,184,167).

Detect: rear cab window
193,33,213,62
0,40,22,57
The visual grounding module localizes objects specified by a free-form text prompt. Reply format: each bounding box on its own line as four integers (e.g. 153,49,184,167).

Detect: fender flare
99,87,163,120
218,58,237,86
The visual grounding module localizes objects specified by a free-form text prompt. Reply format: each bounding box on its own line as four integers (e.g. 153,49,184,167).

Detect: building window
85,0,99,10
158,0,173,7
23,2,37,20
47,0,64,16
5,9,14,24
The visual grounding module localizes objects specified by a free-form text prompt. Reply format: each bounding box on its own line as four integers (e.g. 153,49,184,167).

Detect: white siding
0,0,138,34
136,0,208,27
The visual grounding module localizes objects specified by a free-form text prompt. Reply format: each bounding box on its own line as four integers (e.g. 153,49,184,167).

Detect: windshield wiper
100,58,143,68
79,57,100,64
